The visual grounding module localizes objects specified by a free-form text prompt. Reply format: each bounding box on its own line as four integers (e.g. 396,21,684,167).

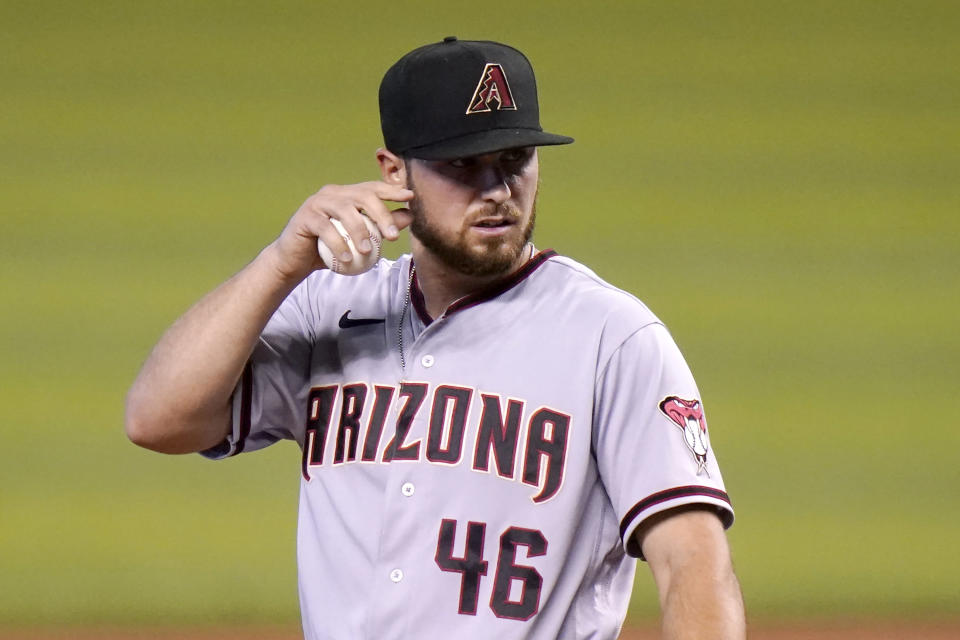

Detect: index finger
361,181,415,203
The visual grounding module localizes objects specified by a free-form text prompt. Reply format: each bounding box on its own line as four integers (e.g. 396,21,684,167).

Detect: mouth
470,217,518,238
473,218,514,229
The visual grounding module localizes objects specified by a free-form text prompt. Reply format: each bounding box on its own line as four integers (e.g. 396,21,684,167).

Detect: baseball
317,215,382,275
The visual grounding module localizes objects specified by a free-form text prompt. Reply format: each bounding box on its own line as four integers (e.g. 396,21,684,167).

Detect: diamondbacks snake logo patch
659,396,711,476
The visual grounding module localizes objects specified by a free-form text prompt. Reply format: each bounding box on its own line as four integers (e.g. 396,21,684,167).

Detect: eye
448,157,477,169
500,148,533,175
502,149,526,163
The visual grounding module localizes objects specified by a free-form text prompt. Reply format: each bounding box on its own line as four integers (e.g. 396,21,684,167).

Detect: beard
406,178,537,278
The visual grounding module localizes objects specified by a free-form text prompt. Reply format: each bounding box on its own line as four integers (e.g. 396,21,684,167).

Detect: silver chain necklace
397,264,415,371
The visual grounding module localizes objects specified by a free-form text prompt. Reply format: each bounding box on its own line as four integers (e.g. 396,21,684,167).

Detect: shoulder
534,252,663,334
272,255,410,336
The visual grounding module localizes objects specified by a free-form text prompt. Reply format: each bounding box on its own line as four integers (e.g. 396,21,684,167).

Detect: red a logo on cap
466,63,517,114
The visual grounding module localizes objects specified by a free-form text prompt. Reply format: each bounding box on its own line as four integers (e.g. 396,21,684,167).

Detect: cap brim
403,128,574,160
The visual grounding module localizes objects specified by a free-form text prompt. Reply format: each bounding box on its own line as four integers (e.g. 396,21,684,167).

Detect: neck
411,243,533,319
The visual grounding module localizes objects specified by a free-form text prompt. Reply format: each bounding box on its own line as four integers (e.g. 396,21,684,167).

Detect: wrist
256,241,317,294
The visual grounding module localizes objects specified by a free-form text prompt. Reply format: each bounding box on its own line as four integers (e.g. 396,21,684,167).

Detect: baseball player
126,38,745,639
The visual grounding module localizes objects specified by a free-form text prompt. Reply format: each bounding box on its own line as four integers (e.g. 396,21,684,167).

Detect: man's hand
268,181,414,283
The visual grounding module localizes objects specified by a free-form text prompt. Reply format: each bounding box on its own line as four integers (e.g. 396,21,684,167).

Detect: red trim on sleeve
620,486,733,557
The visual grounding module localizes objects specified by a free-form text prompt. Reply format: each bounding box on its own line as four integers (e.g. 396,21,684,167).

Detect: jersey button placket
420,354,435,368
371,375,427,637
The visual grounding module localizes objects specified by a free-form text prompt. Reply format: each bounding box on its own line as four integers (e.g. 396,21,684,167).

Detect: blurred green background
2,0,958,631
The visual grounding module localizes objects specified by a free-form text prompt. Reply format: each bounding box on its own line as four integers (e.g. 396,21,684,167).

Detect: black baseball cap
379,37,574,160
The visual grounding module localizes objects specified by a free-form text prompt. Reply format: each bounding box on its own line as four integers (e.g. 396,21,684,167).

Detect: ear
376,148,407,187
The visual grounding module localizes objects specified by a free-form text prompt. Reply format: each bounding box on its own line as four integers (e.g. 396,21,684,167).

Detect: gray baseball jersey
203,249,733,639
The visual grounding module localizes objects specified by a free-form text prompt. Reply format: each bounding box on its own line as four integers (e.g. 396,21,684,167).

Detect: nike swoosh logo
339,310,386,329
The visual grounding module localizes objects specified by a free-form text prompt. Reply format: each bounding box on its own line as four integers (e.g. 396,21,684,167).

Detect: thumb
390,207,414,232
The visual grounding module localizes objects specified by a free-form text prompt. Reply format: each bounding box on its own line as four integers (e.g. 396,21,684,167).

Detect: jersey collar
411,249,558,325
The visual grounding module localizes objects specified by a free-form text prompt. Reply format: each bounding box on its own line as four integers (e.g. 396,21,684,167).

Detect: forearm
125,181,412,454
640,507,746,640
125,242,302,454
660,560,745,640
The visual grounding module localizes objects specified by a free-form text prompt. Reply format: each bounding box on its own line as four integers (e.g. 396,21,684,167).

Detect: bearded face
404,152,539,278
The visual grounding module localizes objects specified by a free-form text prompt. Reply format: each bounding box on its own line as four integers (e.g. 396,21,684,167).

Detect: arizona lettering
302,382,569,503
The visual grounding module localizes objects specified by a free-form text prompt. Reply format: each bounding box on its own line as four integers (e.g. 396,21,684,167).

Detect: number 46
435,518,547,620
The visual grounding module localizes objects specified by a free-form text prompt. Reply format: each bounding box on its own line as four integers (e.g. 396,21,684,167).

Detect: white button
401,482,415,497
421,355,435,368
390,569,404,583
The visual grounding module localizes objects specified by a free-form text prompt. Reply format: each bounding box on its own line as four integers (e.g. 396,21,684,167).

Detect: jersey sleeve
593,322,734,559
201,282,315,460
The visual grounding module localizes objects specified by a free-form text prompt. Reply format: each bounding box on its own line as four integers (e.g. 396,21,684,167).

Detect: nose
479,164,511,204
